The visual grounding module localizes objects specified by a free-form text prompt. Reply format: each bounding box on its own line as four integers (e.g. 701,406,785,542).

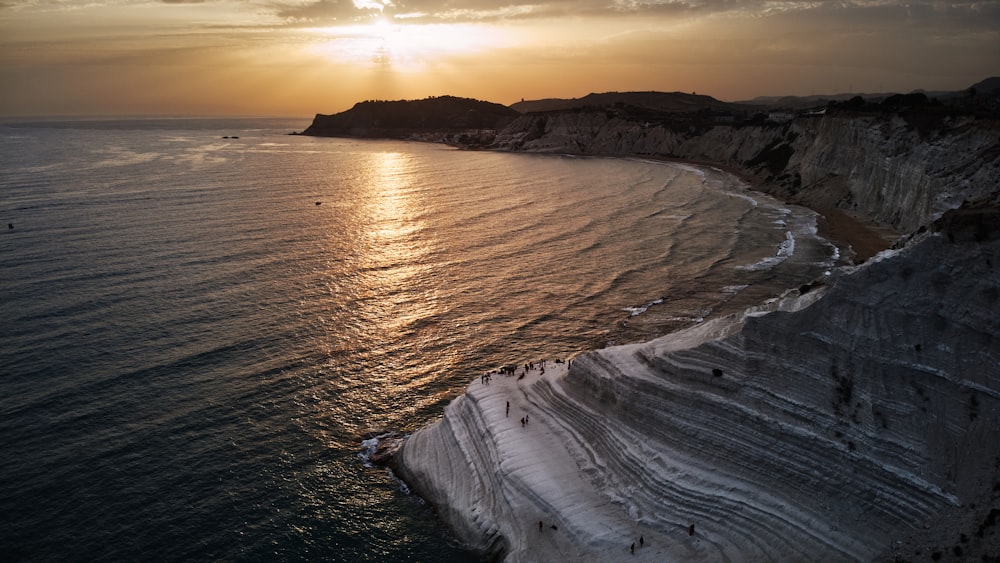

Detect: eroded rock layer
492,112,1000,233
393,220,1000,561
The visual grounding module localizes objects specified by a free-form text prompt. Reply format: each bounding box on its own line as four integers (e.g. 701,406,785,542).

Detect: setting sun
0,0,996,117
308,19,507,70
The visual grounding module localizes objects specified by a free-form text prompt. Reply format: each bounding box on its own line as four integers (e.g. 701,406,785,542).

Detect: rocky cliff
491,110,1000,233
393,209,1000,561
387,105,1000,560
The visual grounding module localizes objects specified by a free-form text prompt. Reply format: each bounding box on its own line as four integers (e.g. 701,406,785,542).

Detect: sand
815,206,898,263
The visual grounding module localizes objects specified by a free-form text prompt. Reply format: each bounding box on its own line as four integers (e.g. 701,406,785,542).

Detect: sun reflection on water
348,150,461,407
359,151,430,274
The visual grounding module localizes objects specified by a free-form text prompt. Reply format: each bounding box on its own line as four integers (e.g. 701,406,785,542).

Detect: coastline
387,154,901,560
390,223,1000,561
563,151,898,266
310,114,1000,560
813,206,898,263
647,155,899,265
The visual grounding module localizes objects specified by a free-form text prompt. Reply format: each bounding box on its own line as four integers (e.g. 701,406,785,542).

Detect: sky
1,0,998,117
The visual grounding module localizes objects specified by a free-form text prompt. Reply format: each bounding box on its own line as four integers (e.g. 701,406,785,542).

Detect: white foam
623,297,664,317
671,162,707,180
777,230,796,257
737,231,795,271
721,284,749,294
358,437,379,467
728,190,760,208
357,432,404,468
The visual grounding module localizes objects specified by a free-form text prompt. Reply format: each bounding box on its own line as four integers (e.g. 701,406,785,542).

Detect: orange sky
1,0,997,117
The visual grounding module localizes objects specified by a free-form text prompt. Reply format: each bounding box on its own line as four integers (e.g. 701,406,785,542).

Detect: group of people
629,535,645,553
482,357,675,558
537,519,649,556
481,357,576,384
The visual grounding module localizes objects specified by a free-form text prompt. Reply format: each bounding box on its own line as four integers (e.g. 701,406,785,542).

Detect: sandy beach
647,156,898,265
814,206,898,263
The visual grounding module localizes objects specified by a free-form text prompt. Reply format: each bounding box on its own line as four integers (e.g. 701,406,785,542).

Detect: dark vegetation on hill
740,76,1000,112
513,80,1000,132
508,91,759,115
302,95,519,141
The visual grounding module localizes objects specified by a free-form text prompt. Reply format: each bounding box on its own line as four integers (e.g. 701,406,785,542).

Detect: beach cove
379,105,1000,561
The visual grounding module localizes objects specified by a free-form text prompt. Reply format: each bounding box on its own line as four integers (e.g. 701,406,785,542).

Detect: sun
307,18,504,70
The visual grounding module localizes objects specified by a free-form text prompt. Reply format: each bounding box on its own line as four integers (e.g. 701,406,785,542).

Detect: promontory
307,82,1000,561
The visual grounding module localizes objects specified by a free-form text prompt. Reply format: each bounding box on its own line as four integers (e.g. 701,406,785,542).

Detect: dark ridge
302,95,519,140
509,91,757,115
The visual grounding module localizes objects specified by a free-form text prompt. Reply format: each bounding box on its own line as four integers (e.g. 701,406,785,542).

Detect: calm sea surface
0,118,837,561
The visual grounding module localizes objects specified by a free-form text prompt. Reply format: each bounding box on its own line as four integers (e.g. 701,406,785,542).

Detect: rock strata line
393,224,1000,561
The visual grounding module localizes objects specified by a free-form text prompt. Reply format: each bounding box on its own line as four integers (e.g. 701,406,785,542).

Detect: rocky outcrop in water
393,209,1000,561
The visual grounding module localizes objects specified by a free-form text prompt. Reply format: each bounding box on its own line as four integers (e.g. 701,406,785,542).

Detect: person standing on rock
506,401,510,417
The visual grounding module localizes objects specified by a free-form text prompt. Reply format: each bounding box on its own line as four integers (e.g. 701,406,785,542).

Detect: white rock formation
392,110,1000,560
393,218,1000,561
492,112,1000,233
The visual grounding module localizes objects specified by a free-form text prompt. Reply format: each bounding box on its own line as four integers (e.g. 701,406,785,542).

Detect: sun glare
308,19,503,70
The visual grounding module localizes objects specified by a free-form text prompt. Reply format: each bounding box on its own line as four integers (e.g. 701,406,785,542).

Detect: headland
306,82,1000,561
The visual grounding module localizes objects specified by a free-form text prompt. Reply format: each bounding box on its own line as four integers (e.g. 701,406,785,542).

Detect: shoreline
498,148,900,266
391,226,1000,562
640,154,899,264
813,206,899,263
358,119,1000,561
304,133,900,264
388,149,903,560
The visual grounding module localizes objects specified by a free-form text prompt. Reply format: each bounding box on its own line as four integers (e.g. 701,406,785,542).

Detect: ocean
0,118,837,561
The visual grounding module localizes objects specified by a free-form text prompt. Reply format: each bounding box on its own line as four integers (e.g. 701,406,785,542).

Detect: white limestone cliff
393,216,1000,561
390,110,1000,560
492,112,1000,233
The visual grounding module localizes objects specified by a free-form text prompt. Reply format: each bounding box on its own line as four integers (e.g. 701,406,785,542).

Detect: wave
721,284,750,294
358,432,406,469
623,297,664,317
737,230,795,271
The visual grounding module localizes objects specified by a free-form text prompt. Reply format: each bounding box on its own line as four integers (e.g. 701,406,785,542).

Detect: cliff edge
390,102,1000,559
491,107,999,234
393,209,1000,561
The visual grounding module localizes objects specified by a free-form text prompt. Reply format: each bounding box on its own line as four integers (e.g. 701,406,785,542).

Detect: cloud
263,0,1000,29
271,0,386,22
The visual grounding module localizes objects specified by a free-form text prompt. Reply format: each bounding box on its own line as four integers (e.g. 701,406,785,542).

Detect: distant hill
739,93,894,109
510,91,757,114
741,77,1000,109
969,76,1000,94
302,96,519,138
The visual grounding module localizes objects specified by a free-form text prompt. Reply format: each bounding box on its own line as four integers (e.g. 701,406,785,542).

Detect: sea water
0,118,837,561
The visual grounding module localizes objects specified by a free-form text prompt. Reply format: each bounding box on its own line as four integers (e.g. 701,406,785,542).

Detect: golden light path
358,150,439,349
347,150,467,409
